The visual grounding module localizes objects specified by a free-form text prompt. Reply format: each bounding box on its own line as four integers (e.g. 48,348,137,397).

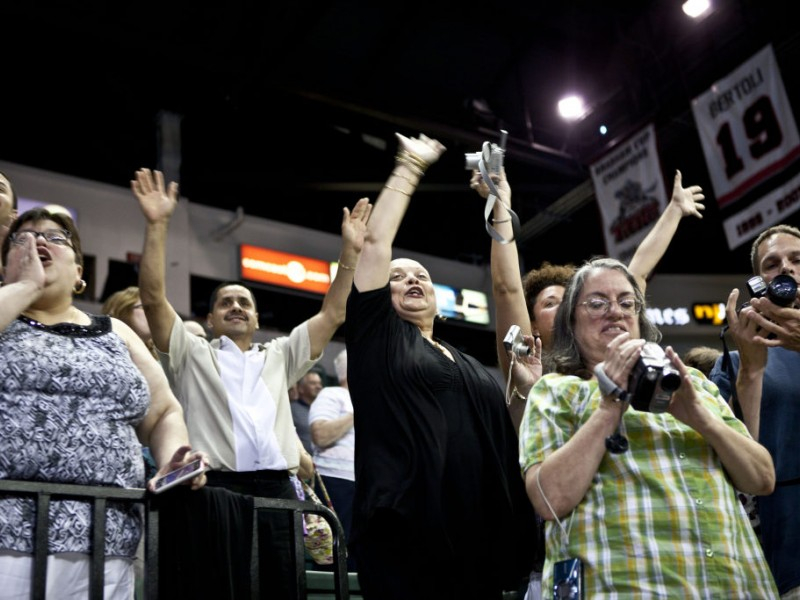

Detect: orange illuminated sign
240,245,332,294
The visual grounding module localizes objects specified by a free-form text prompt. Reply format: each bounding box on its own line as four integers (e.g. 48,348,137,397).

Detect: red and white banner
691,44,800,209
722,169,800,250
590,124,668,262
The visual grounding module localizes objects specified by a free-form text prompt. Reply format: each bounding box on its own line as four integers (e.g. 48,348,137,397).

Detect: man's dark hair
208,281,258,313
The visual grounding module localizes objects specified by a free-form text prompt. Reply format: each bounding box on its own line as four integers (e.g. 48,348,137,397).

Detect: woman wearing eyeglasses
0,208,208,598
513,256,778,597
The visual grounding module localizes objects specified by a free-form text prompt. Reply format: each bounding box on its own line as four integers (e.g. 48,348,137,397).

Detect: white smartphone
151,458,208,494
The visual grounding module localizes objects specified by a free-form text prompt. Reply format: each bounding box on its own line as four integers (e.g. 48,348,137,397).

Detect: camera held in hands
740,274,798,311
464,129,508,175
503,324,531,359
737,274,797,339
628,342,681,413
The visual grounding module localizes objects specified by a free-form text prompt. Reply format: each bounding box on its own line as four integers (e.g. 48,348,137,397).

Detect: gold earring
73,279,87,295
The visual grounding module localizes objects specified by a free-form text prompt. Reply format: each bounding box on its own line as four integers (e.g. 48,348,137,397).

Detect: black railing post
0,480,148,600
89,497,107,600
32,493,50,600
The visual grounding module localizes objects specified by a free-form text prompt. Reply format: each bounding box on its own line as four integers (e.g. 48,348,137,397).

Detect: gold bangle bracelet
394,158,425,177
491,218,512,224
384,184,412,197
391,170,419,184
337,262,356,271
397,149,429,170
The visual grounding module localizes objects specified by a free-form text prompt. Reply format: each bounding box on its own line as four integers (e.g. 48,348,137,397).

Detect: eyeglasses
9,229,72,247
580,296,641,317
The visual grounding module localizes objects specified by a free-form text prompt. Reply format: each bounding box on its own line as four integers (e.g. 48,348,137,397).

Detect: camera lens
660,370,682,392
767,274,798,307
514,342,531,358
464,153,481,170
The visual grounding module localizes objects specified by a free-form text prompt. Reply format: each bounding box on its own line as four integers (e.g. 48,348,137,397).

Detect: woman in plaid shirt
517,257,778,598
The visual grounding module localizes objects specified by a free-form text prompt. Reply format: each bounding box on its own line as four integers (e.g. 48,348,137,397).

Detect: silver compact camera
464,129,508,175
503,324,531,359
628,342,681,413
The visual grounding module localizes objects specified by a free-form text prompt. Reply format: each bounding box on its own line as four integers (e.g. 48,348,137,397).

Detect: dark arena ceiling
6,1,800,283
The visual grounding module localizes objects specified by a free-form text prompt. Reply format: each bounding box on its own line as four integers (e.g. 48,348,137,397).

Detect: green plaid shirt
519,369,778,599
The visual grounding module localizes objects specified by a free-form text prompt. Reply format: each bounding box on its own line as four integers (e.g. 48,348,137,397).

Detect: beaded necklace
17,313,106,337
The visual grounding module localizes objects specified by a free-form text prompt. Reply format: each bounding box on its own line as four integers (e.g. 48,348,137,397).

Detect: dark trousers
352,509,503,600
155,470,297,600
316,474,356,571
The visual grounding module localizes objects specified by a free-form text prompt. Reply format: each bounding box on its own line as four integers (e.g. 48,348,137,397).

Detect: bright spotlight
558,95,587,121
682,0,711,18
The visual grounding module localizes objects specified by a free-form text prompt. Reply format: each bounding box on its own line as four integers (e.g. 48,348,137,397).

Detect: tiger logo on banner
590,124,668,262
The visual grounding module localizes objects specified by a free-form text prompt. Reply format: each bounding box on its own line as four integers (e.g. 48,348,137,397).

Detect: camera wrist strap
535,465,576,556
504,353,528,407
480,160,520,245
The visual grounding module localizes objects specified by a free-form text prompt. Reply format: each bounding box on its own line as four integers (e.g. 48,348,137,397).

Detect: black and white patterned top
0,314,149,557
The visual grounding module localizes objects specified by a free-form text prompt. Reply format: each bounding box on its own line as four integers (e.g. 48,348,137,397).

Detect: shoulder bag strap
314,468,336,513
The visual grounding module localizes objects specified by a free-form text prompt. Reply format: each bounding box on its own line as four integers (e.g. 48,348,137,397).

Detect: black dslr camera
742,274,797,309
464,129,508,175
628,342,681,413
737,274,798,339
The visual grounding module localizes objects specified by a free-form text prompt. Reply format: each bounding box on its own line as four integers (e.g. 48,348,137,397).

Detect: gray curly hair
547,257,662,378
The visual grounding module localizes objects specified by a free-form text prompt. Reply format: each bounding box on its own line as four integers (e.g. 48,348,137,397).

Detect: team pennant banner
691,44,800,210
590,124,668,263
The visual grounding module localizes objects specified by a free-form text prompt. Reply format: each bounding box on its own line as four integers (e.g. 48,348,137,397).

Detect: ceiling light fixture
682,0,711,18
557,95,587,121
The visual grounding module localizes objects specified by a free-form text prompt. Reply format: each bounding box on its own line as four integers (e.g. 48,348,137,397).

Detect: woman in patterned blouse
0,208,208,598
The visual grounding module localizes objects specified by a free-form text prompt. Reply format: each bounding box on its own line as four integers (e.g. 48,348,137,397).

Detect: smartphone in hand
151,458,208,494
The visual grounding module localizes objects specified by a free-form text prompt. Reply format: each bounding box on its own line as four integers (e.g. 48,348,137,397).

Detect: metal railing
0,479,350,600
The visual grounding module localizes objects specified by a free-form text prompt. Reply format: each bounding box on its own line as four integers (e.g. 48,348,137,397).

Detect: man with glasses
710,224,800,598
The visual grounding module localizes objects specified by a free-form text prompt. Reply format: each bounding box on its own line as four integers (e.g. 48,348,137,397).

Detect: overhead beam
519,179,595,241
281,88,588,179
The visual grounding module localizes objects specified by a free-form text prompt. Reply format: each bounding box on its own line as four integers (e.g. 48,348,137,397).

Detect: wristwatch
593,363,630,403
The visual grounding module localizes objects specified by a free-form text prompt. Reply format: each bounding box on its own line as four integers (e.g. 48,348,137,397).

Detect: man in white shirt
132,168,370,598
